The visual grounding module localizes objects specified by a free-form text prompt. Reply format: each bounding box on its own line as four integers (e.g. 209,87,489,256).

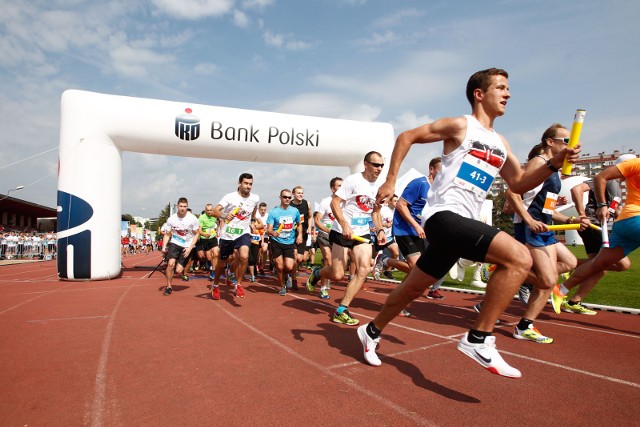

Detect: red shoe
427,290,445,300
211,286,220,300
235,285,245,298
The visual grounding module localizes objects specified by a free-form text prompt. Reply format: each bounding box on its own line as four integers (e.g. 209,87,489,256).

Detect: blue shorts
514,223,557,247
610,216,640,256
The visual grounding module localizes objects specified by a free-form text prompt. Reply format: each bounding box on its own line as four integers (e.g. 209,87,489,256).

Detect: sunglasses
552,137,570,144
366,161,385,168
281,195,292,199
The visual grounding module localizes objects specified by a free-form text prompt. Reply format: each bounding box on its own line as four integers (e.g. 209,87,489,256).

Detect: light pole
0,185,25,201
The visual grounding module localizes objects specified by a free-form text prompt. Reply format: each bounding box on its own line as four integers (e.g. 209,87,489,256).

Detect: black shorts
295,232,309,254
329,230,370,249
416,211,500,279
396,235,426,259
248,243,260,266
373,236,396,255
271,240,295,259
578,227,602,255
219,234,251,260
166,242,191,267
196,237,218,252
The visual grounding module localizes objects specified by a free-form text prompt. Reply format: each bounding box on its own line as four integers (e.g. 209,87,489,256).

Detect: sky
1,0,639,221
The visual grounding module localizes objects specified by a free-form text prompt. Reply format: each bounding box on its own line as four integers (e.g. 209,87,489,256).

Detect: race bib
225,226,244,236
453,154,498,198
351,216,369,227
542,192,558,215
171,234,187,245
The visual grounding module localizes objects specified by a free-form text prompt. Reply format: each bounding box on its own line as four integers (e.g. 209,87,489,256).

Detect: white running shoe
457,332,521,379
357,324,381,366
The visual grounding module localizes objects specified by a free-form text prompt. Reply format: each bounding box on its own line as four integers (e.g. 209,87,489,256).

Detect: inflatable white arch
57,90,394,280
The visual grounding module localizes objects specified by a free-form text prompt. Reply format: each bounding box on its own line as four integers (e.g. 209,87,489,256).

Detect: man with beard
211,173,260,300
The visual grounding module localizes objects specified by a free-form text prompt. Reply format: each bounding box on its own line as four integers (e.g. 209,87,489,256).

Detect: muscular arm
377,117,467,204
594,165,625,222
330,195,350,238
395,198,424,238
570,182,590,217
314,211,330,234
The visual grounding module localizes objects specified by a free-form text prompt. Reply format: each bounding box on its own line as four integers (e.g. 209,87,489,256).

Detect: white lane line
86,284,135,427
213,300,435,427
250,281,640,389
27,315,109,323
0,282,75,315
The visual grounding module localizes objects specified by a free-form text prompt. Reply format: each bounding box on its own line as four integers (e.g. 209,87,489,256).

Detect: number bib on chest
453,154,499,198
225,226,244,236
542,192,558,215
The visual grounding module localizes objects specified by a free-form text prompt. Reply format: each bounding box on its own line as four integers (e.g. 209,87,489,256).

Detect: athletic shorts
219,234,251,260
513,223,557,247
373,236,396,255
329,230,370,250
610,216,640,256
196,237,218,252
396,235,426,259
271,240,295,259
578,227,602,255
416,211,500,279
248,243,260,266
316,231,330,248
165,242,191,267
295,232,309,254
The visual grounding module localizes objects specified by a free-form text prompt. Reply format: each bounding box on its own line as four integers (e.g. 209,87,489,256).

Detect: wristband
596,202,608,208
568,216,575,224
546,159,559,172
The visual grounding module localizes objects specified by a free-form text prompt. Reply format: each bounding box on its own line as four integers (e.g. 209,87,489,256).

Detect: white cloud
373,8,425,28
109,45,175,78
151,0,235,19
232,9,250,28
352,30,401,48
242,0,274,9
263,30,312,51
194,63,218,75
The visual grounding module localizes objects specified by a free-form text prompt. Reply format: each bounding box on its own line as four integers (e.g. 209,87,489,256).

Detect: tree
155,204,171,240
490,192,514,236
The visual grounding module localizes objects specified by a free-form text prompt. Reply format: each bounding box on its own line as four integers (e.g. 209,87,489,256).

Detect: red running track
0,253,639,426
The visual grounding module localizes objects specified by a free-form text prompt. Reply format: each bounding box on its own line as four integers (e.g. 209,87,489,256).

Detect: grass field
314,245,640,309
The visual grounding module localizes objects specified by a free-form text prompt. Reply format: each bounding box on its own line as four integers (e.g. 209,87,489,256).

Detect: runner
266,189,302,295
160,197,200,296
196,203,220,281
307,151,385,326
312,177,343,299
211,173,260,300
356,68,580,378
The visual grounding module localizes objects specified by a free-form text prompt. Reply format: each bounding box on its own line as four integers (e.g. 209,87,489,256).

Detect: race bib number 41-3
454,154,498,198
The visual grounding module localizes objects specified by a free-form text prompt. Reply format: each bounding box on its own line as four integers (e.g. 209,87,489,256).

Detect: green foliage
155,204,171,240
490,192,514,236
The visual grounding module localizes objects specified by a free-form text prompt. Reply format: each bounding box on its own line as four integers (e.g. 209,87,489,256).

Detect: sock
467,329,491,343
517,318,533,331
559,284,569,296
336,305,348,314
366,322,381,339
568,300,579,306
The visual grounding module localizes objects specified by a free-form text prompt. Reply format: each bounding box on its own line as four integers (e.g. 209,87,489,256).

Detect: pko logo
175,108,200,141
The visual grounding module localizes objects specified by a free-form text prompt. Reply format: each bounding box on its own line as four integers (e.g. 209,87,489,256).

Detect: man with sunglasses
266,189,302,296
307,151,385,325
356,68,580,378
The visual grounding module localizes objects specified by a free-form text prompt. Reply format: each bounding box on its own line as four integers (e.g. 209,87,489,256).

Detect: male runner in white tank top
357,68,580,378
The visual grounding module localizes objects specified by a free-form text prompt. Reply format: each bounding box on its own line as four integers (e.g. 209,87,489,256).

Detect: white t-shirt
380,204,394,239
164,212,200,248
317,195,335,236
332,172,379,236
217,191,260,241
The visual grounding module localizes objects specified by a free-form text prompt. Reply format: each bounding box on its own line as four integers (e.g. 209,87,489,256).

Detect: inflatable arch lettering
57,90,394,280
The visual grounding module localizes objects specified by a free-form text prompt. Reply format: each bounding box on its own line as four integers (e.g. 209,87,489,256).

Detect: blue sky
1,0,639,220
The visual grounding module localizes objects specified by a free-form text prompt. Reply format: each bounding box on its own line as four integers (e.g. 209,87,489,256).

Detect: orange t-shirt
617,158,640,221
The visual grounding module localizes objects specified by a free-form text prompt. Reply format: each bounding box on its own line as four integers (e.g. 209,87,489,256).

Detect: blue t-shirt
392,176,430,236
267,206,300,245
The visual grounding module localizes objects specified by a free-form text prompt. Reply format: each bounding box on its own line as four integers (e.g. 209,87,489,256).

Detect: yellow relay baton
352,235,370,243
561,109,586,176
276,222,284,233
546,224,581,231
546,223,602,231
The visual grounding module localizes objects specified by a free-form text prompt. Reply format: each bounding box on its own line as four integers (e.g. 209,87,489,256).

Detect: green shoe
278,287,287,296
332,310,359,325
319,289,330,299
306,266,320,292
561,300,597,315
513,324,553,344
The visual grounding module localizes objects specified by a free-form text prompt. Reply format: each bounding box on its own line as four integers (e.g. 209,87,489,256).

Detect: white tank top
424,115,507,221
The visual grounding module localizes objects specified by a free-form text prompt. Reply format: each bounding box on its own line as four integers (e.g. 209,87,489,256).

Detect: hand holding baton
561,109,586,176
